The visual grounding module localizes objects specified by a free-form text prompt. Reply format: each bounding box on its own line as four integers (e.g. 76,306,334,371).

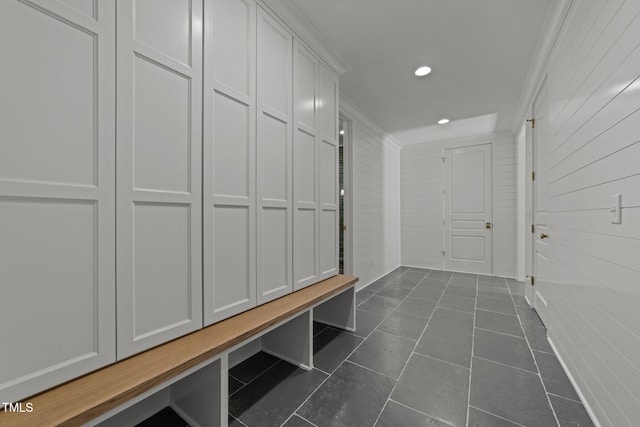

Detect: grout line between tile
388,399,455,426
229,413,249,427
343,359,399,382
228,358,282,399
547,392,584,404
474,326,525,339
465,275,478,427
468,405,527,427
372,272,456,427
412,351,470,371
472,355,539,375
507,279,561,427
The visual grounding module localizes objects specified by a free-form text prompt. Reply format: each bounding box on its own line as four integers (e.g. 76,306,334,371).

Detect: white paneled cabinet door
0,0,116,401
318,64,339,280
257,9,293,304
116,0,203,358
293,42,319,290
204,0,257,324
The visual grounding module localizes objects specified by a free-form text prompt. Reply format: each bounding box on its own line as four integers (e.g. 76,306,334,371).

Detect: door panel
0,0,116,401
525,120,535,304
532,79,552,327
204,0,257,324
116,0,203,358
444,144,493,274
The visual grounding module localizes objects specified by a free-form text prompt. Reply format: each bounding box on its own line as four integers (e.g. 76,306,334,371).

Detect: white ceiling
279,0,553,144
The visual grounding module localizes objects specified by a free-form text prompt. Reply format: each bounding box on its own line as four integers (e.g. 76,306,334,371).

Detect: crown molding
340,95,402,151
510,0,574,133
259,0,351,75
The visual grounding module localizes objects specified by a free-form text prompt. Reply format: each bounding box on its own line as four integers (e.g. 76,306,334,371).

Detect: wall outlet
611,194,621,224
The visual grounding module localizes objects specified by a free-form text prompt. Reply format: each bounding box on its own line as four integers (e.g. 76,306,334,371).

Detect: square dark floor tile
511,294,530,307
230,351,280,384
416,321,473,368
395,297,436,318
229,375,244,395
408,286,443,301
377,310,429,341
475,309,523,337
453,272,477,279
476,295,516,315
428,307,474,334
478,276,507,286
392,277,422,290
376,400,451,427
470,357,556,427
534,350,580,401
229,361,327,427
366,280,391,292
468,406,520,427
438,294,476,314
353,309,386,338
449,277,477,287
444,284,477,299
376,285,412,300
136,407,187,427
283,414,315,427
298,361,395,427
348,330,415,379
407,267,430,273
358,295,402,316
473,329,537,372
522,322,553,353
477,284,511,300
356,289,376,306
418,279,449,291
426,270,453,282
517,306,546,328
550,394,595,427
392,354,469,426
507,280,526,295
313,327,363,373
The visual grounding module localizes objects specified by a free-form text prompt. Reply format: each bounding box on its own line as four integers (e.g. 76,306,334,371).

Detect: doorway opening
338,116,352,275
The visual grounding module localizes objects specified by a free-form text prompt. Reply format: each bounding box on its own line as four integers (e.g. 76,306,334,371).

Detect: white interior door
525,118,535,305
532,78,552,327
443,144,493,274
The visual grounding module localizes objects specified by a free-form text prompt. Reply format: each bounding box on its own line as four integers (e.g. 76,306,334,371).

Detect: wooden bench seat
1,275,358,427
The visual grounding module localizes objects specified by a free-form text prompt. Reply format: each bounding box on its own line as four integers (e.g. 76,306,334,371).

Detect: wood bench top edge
1,275,358,427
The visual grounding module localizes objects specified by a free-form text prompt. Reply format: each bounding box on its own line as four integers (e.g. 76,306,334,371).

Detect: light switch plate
611,193,621,224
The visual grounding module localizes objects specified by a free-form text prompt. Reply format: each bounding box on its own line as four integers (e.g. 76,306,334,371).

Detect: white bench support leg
312,286,356,332
171,358,224,427
262,310,313,371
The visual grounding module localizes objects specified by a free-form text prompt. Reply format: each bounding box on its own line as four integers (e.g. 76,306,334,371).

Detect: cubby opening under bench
1,275,358,427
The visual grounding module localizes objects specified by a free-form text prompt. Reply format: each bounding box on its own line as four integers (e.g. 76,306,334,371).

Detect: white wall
341,97,402,289
400,132,517,278
513,1,640,426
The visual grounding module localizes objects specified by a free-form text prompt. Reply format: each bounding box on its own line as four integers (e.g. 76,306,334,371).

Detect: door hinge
442,188,445,195
527,118,535,128
442,250,445,256
442,156,445,163
532,171,535,181
531,224,535,233
531,276,535,286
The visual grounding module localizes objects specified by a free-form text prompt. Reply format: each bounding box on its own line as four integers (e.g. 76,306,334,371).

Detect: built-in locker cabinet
256,9,294,304
318,65,339,280
116,0,203,358
293,42,320,290
293,42,340,290
0,0,116,401
204,0,257,324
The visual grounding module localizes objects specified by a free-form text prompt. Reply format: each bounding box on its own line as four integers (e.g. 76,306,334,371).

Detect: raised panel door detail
451,150,485,214
133,203,192,339
213,206,251,310
0,1,96,186
261,208,289,297
259,14,290,116
212,0,253,97
0,200,97,387
451,235,485,261
260,115,288,201
294,129,316,203
294,46,317,131
320,210,337,274
117,0,202,359
0,0,115,402
296,209,317,283
134,0,191,66
133,56,191,193
320,140,337,205
213,93,251,199
319,68,337,140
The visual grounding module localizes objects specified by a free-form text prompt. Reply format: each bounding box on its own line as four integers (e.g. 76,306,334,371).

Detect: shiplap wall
341,99,402,289
400,132,517,278
528,1,640,425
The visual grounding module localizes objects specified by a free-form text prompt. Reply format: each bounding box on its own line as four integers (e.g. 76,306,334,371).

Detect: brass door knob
540,233,549,239
485,222,492,229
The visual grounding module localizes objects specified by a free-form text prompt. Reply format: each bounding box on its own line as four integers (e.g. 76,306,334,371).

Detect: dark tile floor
144,267,595,427
229,267,595,427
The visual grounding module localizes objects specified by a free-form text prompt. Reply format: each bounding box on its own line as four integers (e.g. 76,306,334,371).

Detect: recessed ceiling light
438,118,450,125
414,66,432,77
339,130,345,135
